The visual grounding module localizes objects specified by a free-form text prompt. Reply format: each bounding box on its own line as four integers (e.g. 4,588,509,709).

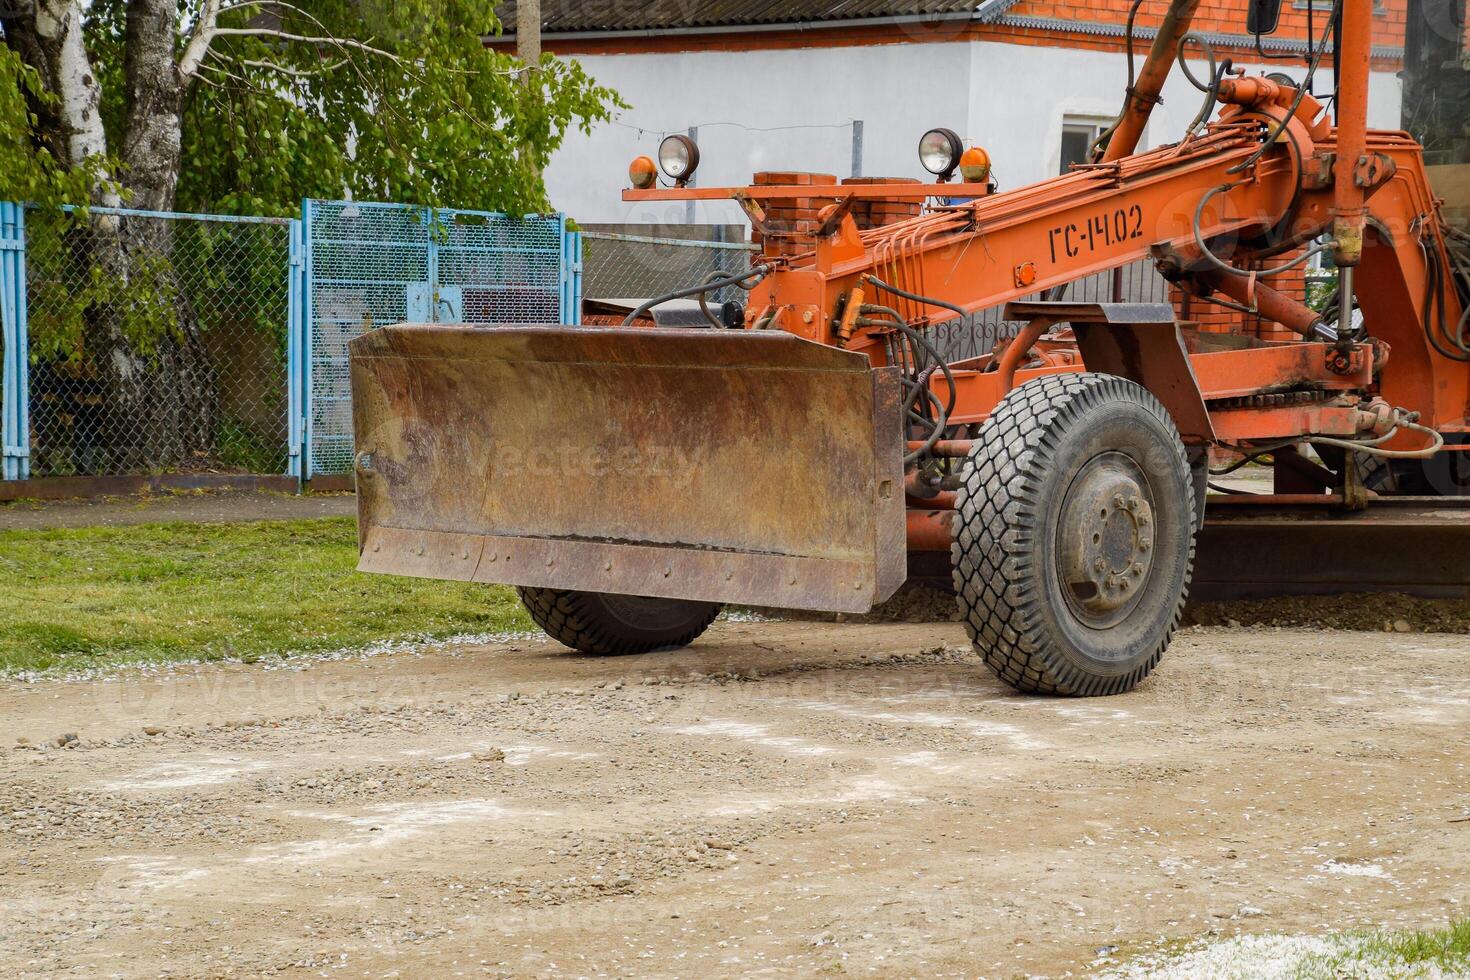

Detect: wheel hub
1058,453,1156,627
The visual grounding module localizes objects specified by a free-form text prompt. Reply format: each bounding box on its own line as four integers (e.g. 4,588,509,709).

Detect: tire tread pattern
951,373,1195,696
516,587,720,656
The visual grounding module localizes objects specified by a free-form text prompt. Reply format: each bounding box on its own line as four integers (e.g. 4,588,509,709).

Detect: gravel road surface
3,619,1468,977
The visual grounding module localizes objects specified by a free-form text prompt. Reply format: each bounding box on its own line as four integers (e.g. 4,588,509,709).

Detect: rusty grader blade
349,325,906,613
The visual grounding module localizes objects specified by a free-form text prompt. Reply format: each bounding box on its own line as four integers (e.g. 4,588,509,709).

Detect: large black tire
952,373,1196,696
1186,447,1209,534
1356,446,1470,496
516,588,721,655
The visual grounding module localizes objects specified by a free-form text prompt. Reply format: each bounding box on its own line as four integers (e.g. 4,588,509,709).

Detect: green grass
1293,919,1470,978
1110,919,1470,978
0,517,532,675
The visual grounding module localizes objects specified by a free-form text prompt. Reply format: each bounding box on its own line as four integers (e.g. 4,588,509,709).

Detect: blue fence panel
436,210,565,325
0,202,29,481
299,200,576,477
301,200,434,478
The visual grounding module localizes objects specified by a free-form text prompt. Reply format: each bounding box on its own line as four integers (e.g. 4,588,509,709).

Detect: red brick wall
1010,0,1406,51
1171,246,1313,341
518,0,1404,69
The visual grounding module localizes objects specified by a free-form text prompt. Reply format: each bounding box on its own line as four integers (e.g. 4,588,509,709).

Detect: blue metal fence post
286,214,306,485
425,205,440,321
563,225,583,325
1,202,30,481
299,199,315,481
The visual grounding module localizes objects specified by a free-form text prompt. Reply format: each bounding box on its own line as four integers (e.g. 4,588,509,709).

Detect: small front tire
517,588,721,655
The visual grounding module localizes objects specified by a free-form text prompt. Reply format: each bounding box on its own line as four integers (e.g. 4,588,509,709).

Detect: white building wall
544,39,1403,228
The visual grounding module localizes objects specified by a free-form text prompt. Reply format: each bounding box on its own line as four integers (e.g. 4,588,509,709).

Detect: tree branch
207,28,403,63
178,0,223,80
235,56,348,78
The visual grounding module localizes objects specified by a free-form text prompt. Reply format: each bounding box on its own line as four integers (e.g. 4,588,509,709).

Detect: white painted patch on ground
95,756,273,791
670,719,837,757
248,799,528,864
1320,859,1392,879
500,744,601,767
94,855,210,891
707,775,920,817
887,749,978,776
1055,704,1136,723
790,700,1048,751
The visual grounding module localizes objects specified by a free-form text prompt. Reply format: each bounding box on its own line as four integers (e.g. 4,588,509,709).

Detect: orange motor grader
349,0,1470,695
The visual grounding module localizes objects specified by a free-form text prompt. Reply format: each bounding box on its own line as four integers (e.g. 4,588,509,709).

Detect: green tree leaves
164,0,622,217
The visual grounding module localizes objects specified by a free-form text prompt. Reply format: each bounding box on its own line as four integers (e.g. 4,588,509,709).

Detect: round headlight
918,128,962,177
658,134,700,182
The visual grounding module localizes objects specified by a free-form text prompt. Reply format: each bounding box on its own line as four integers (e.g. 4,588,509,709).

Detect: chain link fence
580,231,757,321
927,259,1174,361
23,207,293,478
575,232,1176,362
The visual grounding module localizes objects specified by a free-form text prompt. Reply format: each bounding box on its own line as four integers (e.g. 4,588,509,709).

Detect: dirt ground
3,618,1468,978
0,490,356,531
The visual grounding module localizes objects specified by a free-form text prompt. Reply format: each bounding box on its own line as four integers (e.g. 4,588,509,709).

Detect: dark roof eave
483,0,1020,43
483,9,1403,61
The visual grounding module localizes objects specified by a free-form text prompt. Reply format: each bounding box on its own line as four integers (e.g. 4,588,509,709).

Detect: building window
1059,117,1113,175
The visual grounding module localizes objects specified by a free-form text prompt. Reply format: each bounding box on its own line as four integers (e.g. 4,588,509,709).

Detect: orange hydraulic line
1101,0,1206,162
906,509,955,552
905,490,958,509
906,440,974,457
1332,0,1374,266
1203,271,1324,338
996,319,1054,393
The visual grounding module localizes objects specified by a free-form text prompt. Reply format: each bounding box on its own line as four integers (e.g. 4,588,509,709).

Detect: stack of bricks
751,171,835,258
1247,247,1309,343
1170,244,1311,342
841,177,923,230
750,173,926,257
1171,284,1242,335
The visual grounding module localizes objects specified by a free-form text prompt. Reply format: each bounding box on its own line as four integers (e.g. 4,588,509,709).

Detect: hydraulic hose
861,274,968,319
1177,34,1226,143
1225,0,1341,177
1306,415,1445,459
1193,183,1333,279
621,264,771,326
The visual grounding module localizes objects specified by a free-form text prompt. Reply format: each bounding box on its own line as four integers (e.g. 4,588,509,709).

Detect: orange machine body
623,12,1468,461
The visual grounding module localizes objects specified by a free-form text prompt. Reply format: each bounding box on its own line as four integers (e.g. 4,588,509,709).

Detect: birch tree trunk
8,0,214,472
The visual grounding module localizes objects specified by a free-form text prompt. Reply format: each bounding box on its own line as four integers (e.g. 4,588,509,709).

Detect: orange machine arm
627,113,1466,440
622,0,1467,445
